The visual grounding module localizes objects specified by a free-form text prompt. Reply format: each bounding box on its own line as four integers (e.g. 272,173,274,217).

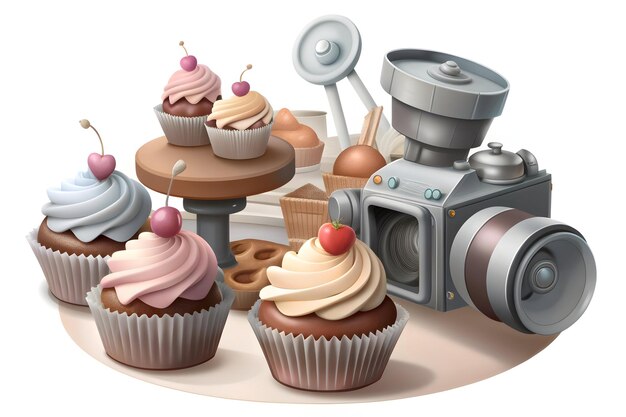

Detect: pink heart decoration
88,152,116,180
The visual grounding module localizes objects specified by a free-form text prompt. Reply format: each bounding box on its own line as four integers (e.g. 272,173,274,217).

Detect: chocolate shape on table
162,96,221,118
225,239,291,292
36,217,150,257
333,145,387,178
258,296,397,340
101,281,222,318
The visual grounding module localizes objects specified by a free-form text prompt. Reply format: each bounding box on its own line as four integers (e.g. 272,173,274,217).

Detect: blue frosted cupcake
28,168,152,305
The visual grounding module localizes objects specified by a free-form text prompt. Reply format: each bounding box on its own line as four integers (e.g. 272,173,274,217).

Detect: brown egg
333,145,387,178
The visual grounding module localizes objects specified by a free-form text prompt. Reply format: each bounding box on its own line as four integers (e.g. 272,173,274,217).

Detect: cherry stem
239,64,253,82
90,125,105,156
179,41,189,56
331,219,343,230
165,160,187,207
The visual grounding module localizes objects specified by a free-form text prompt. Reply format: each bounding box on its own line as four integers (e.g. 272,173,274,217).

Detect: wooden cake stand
136,136,295,268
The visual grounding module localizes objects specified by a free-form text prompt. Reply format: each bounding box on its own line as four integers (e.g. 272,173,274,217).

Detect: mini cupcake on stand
28,120,152,305
205,65,273,159
86,160,234,370
155,41,222,147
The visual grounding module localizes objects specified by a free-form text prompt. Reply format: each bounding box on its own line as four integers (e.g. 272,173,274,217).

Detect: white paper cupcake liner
86,282,234,370
154,104,210,147
206,122,272,160
248,300,409,391
27,229,110,306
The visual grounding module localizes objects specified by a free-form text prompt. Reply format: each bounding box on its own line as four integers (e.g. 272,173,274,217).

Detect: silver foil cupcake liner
205,122,272,160
154,104,211,147
86,281,234,370
27,229,110,306
248,300,409,391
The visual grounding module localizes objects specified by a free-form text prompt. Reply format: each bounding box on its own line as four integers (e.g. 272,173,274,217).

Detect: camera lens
376,212,420,285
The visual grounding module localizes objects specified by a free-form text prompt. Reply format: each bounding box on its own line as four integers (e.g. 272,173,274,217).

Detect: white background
2,0,624,414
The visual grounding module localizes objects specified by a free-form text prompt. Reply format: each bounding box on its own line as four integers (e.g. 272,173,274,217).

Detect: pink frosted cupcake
86,160,234,370
205,65,273,159
155,41,222,146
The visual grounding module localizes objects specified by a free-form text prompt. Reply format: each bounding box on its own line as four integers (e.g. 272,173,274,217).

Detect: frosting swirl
260,238,387,320
162,64,221,105
100,231,218,308
42,170,151,243
206,91,273,130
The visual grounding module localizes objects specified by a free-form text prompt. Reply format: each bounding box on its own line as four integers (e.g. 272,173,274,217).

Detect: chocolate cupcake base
87,281,234,370
154,104,211,147
27,229,110,306
258,297,397,340
248,299,409,391
37,217,148,257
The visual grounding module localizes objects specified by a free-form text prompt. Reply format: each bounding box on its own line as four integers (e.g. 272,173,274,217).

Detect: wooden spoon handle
357,106,383,148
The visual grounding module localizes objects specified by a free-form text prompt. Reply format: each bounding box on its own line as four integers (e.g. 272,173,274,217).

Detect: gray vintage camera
329,50,596,335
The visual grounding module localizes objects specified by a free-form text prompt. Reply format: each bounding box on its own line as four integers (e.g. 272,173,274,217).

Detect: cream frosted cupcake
27,120,152,305
155,41,222,147
205,65,273,159
248,223,409,391
86,160,234,370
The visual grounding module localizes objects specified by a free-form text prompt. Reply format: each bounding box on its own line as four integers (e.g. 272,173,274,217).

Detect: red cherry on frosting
80,119,116,180
179,41,197,71
180,56,197,71
150,206,182,238
231,81,250,97
318,220,356,255
232,64,253,97
150,160,187,238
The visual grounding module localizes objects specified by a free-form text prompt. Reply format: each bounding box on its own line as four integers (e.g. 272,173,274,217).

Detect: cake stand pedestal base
183,198,247,269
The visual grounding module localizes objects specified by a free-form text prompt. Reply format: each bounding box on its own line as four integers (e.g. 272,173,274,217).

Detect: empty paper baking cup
291,110,328,140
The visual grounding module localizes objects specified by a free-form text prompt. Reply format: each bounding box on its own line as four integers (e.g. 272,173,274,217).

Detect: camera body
329,49,596,335
358,157,551,311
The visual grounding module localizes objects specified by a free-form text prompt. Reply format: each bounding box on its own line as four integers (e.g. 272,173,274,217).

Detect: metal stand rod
183,197,247,269
347,70,391,136
324,83,352,150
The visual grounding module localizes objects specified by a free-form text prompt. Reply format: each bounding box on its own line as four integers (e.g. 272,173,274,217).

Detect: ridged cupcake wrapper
248,300,409,391
294,141,325,170
280,196,329,242
27,229,109,306
206,123,272,160
322,172,369,197
154,104,210,147
86,282,234,370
